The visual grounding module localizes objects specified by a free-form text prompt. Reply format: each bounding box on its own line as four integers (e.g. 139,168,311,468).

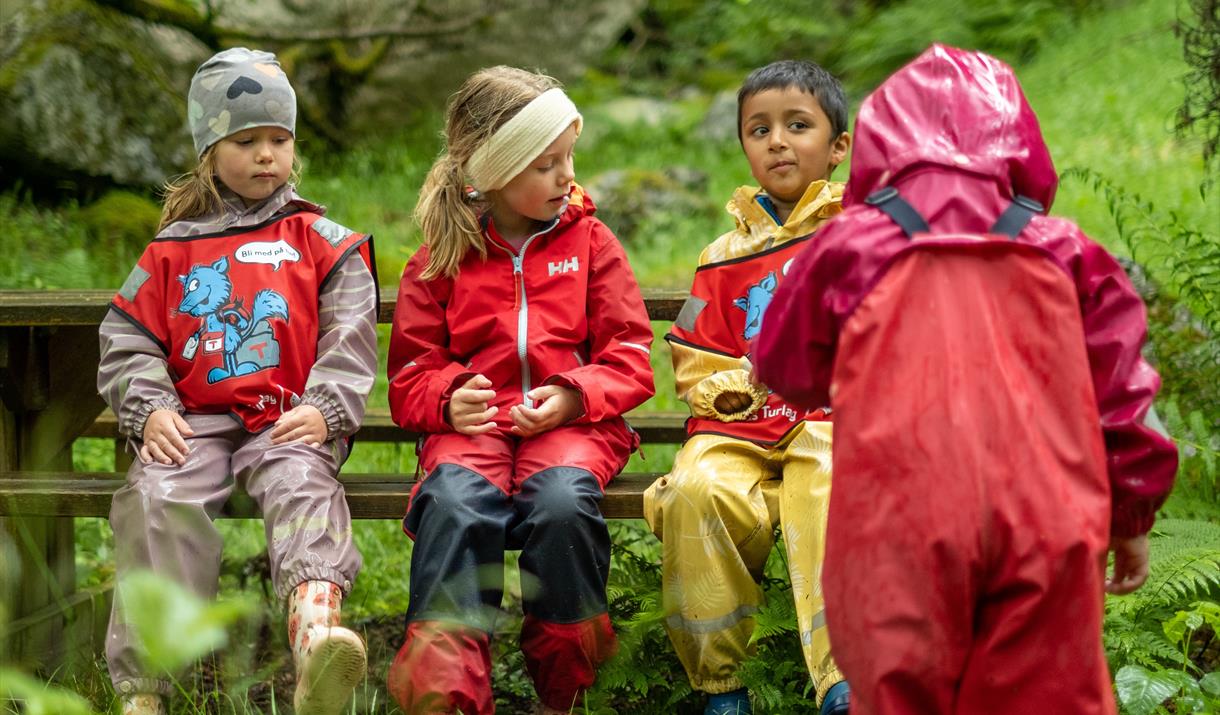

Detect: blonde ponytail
415,153,485,280
416,66,560,278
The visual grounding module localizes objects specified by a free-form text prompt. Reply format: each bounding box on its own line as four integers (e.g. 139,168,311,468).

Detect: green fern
1063,168,1220,336
748,582,799,644
1062,168,1220,428
1106,519,1220,681
1106,611,1189,669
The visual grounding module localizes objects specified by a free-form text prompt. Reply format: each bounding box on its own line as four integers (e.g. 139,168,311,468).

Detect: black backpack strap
864,187,929,238
989,195,1044,240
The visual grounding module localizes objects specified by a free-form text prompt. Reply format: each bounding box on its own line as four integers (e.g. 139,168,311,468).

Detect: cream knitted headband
464,88,583,192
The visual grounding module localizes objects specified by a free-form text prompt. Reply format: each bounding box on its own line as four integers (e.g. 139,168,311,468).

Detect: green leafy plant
118,569,258,676
1062,168,1220,354
0,667,93,715
1106,520,1220,714
1115,600,1220,714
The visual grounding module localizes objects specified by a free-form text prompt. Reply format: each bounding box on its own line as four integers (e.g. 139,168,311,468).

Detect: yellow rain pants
643,421,842,702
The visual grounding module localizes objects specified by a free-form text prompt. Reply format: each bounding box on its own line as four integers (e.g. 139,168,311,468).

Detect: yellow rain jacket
645,179,845,701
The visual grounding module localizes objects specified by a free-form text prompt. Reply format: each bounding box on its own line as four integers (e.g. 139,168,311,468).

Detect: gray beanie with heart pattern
187,47,297,157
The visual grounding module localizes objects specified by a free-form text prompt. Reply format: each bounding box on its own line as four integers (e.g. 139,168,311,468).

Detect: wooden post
0,324,106,672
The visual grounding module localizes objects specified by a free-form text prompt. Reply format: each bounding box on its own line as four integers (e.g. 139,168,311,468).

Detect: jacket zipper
489,220,558,409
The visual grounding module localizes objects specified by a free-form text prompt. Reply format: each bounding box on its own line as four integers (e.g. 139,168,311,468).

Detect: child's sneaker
293,624,367,715
705,687,752,715
820,680,851,715
120,694,165,715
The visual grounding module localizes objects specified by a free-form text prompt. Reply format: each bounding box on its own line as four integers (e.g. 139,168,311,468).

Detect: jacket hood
727,180,843,236
156,184,322,239
845,44,1058,210
559,183,596,228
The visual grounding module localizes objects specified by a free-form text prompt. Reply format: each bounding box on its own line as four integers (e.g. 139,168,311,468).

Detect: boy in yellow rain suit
644,60,852,715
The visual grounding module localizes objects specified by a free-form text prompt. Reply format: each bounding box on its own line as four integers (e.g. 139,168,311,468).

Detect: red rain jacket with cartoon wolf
111,211,373,432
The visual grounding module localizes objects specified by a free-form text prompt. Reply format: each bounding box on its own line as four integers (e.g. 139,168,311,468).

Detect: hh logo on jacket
548,256,580,276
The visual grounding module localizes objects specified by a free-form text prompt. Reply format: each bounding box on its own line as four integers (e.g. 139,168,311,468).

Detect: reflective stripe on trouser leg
643,434,778,694
779,421,843,704
234,430,361,600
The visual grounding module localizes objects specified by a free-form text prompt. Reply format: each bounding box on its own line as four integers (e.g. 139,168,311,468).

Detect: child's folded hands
509,385,583,437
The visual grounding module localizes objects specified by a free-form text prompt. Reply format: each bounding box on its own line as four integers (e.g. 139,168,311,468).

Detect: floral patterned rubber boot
288,580,367,715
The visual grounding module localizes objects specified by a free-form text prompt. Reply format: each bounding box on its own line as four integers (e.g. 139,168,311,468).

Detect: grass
1019,0,1212,251
4,0,1218,709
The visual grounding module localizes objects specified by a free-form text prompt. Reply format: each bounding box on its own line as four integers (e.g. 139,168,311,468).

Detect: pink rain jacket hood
844,44,1059,210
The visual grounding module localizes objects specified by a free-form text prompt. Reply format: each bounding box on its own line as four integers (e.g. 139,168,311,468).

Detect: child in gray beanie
99,47,376,715
187,47,297,158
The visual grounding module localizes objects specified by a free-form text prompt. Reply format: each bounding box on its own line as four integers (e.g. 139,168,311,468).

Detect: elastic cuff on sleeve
277,566,356,601
113,676,173,697
695,371,767,422
123,396,184,439
1111,502,1157,538
443,371,478,400
301,391,344,440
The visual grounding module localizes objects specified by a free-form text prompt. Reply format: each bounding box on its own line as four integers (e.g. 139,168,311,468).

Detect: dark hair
736,60,848,143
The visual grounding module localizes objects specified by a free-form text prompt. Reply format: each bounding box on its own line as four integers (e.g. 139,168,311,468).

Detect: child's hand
714,391,756,415
509,385,582,437
447,374,498,435
271,404,328,447
1105,534,1150,595
141,409,194,466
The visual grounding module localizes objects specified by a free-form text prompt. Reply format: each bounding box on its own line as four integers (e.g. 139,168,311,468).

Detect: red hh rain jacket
754,44,1177,538
387,186,655,436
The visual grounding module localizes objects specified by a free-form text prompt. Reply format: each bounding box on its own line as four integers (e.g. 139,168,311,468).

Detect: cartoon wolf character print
734,270,778,341
177,255,289,384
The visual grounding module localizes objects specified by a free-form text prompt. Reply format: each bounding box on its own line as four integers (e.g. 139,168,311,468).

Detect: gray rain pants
105,414,361,697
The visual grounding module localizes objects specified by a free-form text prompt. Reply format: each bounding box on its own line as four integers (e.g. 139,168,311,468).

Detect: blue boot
820,680,851,715
705,687,751,715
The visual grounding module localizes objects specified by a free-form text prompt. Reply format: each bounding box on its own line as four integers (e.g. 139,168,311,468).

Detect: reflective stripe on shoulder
674,295,708,332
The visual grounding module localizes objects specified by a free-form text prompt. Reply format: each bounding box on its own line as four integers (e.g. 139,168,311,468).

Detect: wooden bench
0,408,686,519
0,287,687,669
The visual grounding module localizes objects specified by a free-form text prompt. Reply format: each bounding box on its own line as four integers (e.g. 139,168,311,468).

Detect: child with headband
99,47,377,715
385,66,655,713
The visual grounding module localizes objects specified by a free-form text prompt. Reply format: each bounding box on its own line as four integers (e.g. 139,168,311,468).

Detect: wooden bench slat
0,288,687,326
0,472,659,519
81,409,689,444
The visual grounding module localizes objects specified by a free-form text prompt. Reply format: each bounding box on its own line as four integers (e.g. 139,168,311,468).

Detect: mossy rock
584,167,716,246
82,190,161,251
0,0,200,187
